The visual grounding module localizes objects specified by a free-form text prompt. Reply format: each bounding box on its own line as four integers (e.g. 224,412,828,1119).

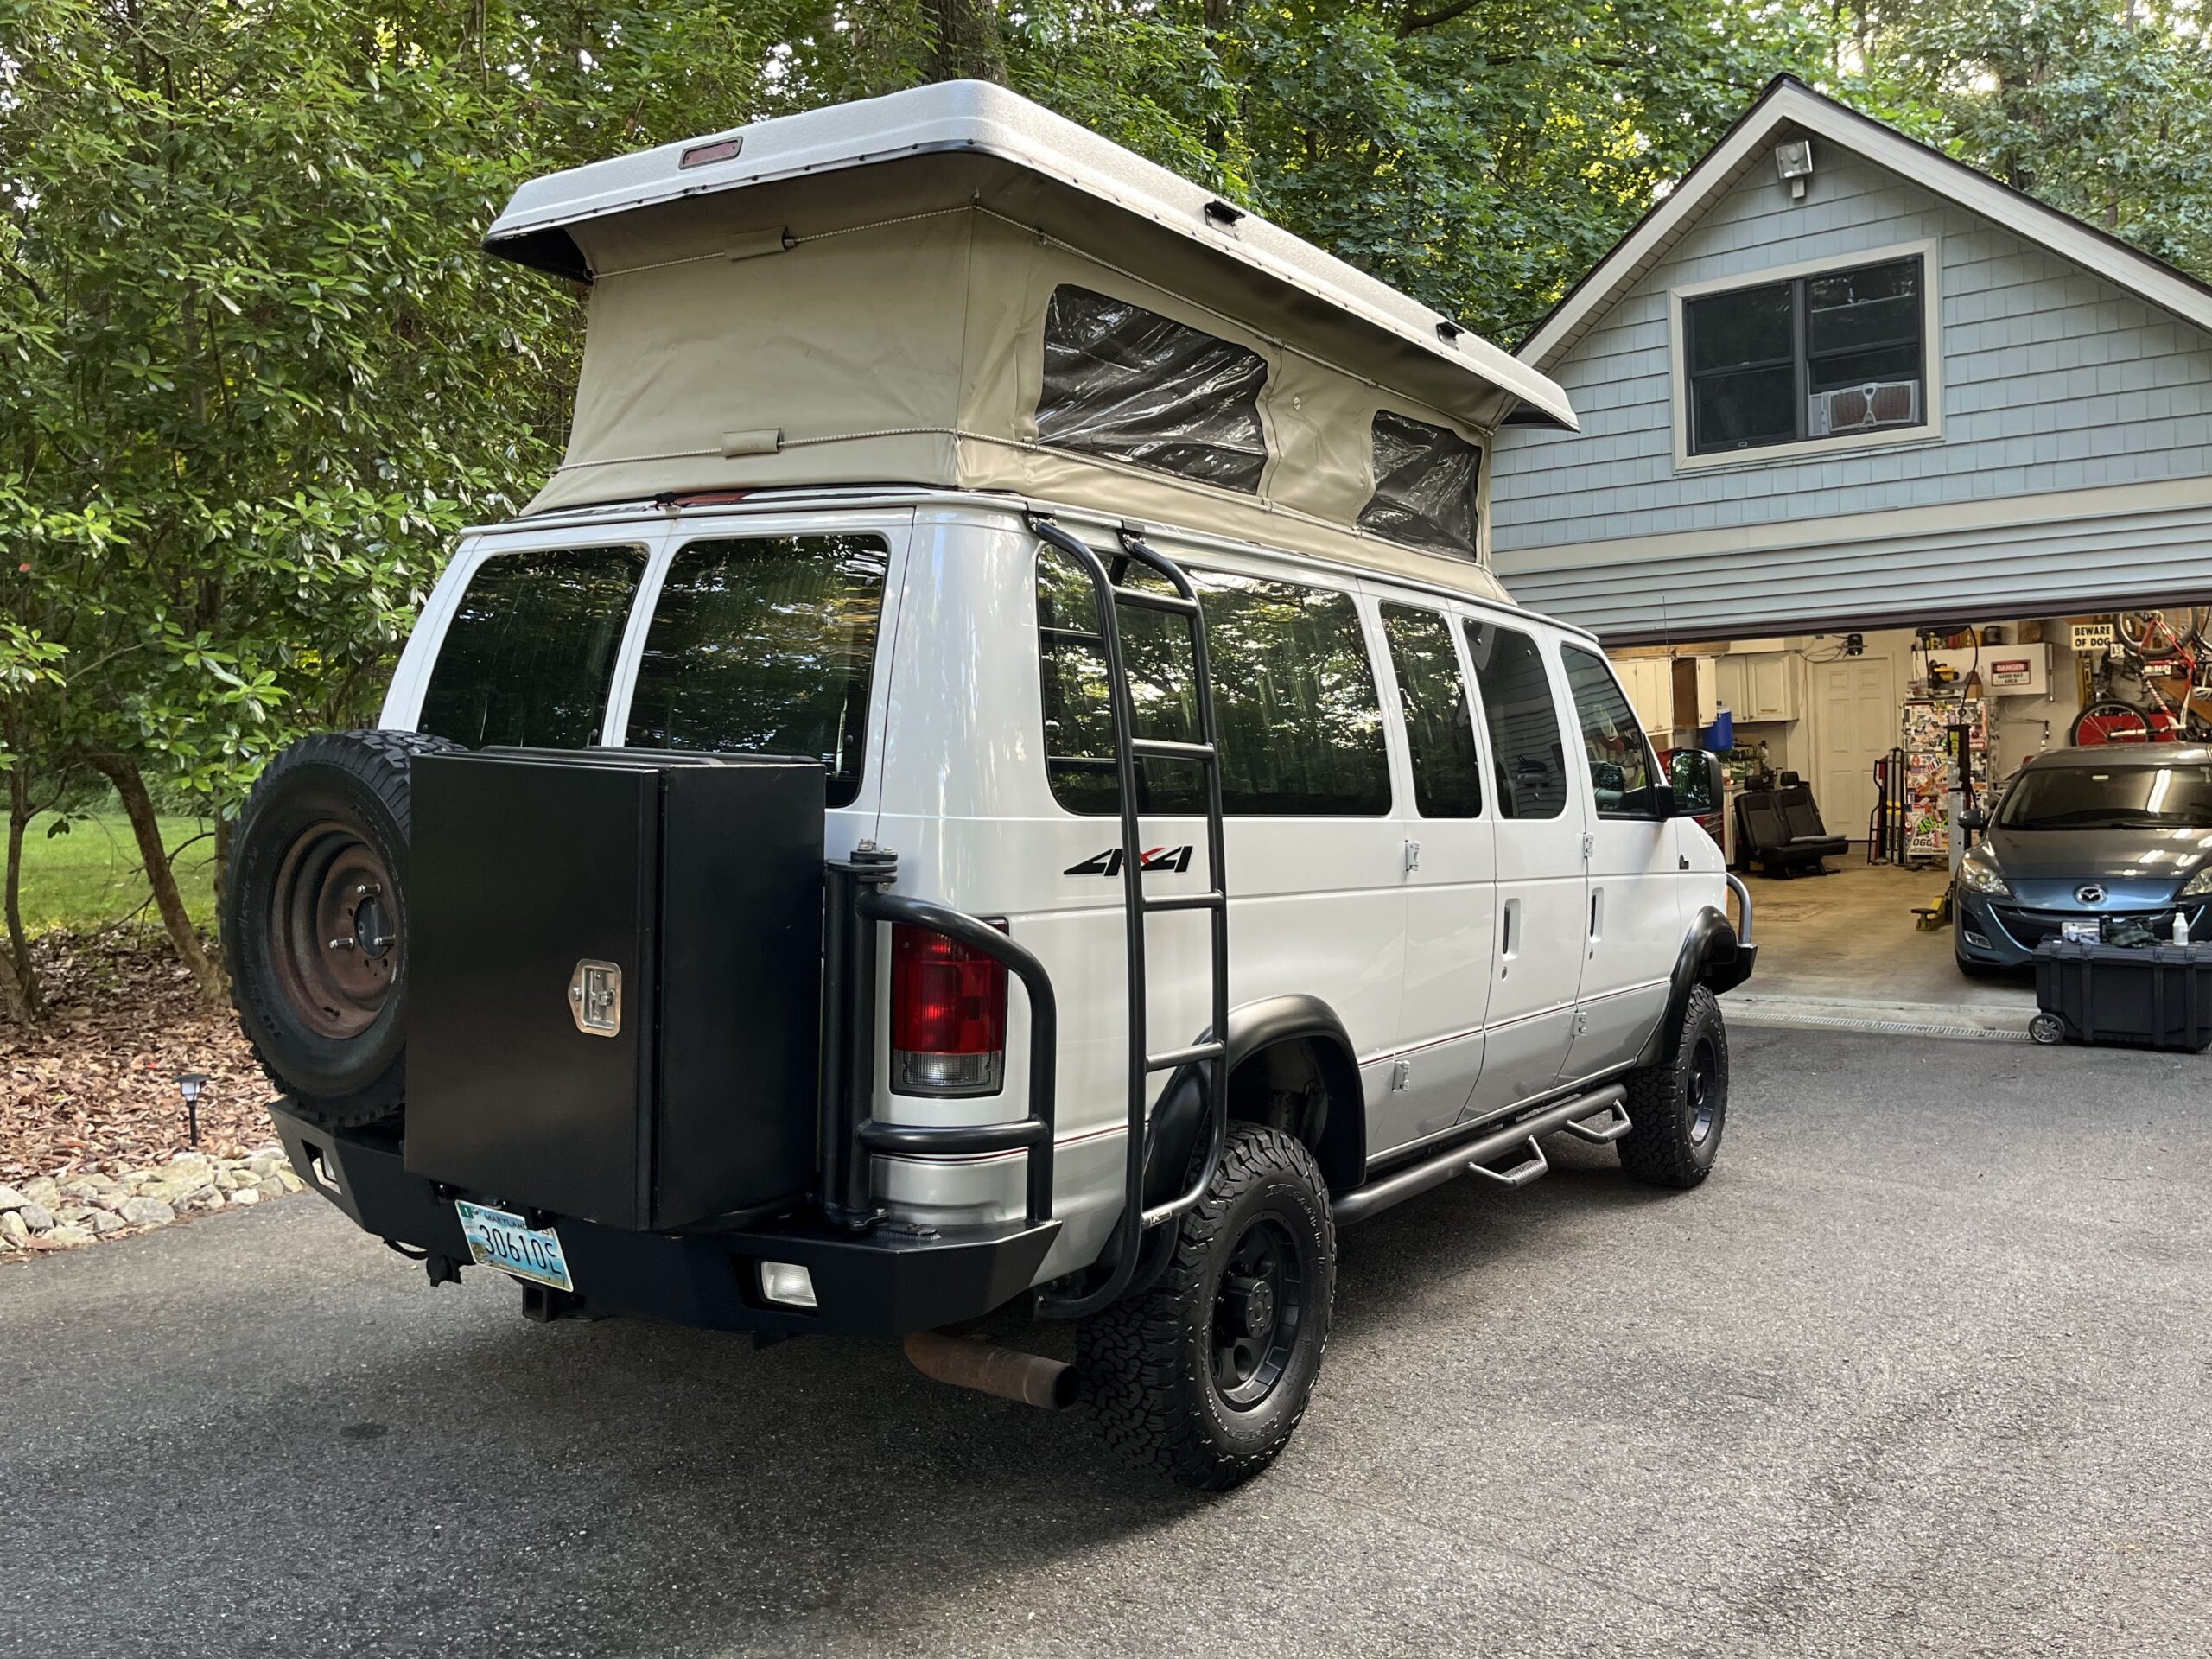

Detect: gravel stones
0,1146,304,1257
115,1195,178,1228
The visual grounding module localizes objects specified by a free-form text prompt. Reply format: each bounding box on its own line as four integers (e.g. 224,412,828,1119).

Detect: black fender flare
1141,994,1364,1208
1633,906,1756,1071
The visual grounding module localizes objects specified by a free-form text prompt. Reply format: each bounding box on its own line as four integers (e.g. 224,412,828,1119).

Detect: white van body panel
390,488,1724,1284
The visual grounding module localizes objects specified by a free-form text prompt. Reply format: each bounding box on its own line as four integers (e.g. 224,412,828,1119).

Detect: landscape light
176,1071,209,1147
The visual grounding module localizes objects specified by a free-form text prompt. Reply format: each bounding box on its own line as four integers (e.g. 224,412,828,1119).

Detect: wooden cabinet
1613,656,1677,737
1611,654,1719,740
1717,650,1802,722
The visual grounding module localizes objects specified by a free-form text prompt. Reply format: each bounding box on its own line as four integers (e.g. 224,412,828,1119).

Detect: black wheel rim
1686,1034,1719,1147
1211,1214,1305,1410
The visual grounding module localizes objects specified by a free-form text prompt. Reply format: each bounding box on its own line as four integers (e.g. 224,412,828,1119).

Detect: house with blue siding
1487,75,2212,843
1491,75,2212,645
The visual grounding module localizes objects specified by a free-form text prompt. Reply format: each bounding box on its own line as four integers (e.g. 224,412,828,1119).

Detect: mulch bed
2,931,270,1185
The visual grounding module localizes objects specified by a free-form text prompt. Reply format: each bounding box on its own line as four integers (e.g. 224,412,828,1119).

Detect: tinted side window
1037,552,1205,816
1562,647,1658,817
1463,621,1569,820
1036,287,1269,493
1380,605,1483,817
1036,555,1389,817
623,534,888,808
419,545,646,749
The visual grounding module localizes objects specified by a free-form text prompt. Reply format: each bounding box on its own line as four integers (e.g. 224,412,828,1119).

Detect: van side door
1368,601,1496,1154
1558,645,1681,1080
1459,619,1587,1122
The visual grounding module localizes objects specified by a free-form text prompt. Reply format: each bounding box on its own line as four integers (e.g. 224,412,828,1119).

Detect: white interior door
1814,655,1894,842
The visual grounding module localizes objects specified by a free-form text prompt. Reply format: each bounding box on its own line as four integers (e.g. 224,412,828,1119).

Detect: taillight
890,924,1007,1096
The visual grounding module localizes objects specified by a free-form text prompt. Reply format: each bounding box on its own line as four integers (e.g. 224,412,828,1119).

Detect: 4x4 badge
1065,845,1193,879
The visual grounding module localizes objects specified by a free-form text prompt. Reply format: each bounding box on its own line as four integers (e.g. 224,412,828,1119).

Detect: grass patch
12,811,218,934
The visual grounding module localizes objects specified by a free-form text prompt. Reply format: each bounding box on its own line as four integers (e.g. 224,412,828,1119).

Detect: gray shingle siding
1491,149,2212,556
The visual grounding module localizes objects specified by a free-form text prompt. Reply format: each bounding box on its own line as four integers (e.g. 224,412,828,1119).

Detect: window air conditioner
1808,380,1920,436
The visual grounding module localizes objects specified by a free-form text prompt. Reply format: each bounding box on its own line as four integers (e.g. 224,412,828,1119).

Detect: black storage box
405,749,825,1230
2033,939,2212,1053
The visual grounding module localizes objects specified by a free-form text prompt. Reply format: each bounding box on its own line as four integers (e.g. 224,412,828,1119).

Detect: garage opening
1611,604,2211,1031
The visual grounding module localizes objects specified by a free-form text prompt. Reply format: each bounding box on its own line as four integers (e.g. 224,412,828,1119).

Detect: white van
224,85,1755,1490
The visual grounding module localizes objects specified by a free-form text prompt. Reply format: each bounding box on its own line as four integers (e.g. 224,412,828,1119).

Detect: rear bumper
271,1099,1060,1339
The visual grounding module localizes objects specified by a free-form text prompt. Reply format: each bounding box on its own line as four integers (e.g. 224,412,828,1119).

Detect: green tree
0,0,802,1006
1846,0,2212,277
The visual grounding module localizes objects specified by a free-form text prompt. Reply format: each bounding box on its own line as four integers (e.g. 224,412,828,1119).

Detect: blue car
1955,745,2212,975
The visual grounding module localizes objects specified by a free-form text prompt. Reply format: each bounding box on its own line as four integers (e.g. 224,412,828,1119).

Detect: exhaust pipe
903,1330,1078,1411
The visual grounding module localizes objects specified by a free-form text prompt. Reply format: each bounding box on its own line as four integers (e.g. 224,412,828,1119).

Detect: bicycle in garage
2070,607,2212,746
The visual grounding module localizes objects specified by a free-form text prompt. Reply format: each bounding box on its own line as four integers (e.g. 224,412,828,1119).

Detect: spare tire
225,729,461,1129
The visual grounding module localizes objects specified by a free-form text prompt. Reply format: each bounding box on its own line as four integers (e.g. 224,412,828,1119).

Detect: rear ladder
1030,516,1230,1319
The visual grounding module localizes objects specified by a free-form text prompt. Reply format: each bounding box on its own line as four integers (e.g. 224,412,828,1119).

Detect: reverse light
2182,863,2212,899
759,1262,817,1309
890,924,1008,1096
1958,852,2011,897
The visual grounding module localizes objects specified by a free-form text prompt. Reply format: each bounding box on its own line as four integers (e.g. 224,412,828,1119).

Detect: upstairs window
1036,287,1269,493
1682,255,1927,458
1358,412,1482,559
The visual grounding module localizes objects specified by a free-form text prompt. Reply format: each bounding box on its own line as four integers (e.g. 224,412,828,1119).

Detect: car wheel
224,729,461,1129
1077,1123,1334,1491
1618,986,1728,1190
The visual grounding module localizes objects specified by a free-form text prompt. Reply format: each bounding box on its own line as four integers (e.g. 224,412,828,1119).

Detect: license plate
2061,920,2100,944
455,1200,574,1292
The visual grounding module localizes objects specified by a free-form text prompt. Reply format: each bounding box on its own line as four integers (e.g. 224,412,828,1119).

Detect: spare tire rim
270,821,398,1040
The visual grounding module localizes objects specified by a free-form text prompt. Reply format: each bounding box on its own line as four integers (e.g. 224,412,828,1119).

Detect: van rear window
418,545,647,750
623,534,889,808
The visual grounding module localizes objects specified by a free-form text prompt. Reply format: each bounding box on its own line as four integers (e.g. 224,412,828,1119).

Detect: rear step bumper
270,1099,1060,1340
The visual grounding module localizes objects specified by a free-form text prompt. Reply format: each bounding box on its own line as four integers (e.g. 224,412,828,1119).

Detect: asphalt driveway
4,1025,2208,1658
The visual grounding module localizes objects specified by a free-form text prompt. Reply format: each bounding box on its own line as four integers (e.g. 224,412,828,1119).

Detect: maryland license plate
455,1200,574,1292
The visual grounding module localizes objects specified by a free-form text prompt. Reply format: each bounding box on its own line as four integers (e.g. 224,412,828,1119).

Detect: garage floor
1727,853,2037,1028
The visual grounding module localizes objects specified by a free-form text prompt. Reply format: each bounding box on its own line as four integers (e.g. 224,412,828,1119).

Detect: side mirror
1959,806,1989,832
1668,748,1725,817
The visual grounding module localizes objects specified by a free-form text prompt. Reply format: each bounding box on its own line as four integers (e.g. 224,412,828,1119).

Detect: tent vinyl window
1036,286,1269,493
1683,255,1925,456
1357,412,1481,559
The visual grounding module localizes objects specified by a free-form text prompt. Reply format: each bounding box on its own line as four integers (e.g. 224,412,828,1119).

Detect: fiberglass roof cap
482,79,1577,433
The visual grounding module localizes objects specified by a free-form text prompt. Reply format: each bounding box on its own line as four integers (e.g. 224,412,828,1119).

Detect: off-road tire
225,729,461,1129
1077,1123,1334,1491
1618,985,1729,1190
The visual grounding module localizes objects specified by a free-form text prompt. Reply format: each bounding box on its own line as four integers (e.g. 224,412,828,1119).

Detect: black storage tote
2032,940,2212,1053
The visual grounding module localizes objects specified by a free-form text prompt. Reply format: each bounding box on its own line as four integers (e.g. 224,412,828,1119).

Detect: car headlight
1958,851,2011,897
2182,862,2212,899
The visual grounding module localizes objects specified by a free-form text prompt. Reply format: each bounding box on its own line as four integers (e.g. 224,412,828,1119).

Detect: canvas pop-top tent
484,81,1578,599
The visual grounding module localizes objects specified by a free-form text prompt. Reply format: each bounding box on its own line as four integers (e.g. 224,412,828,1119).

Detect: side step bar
1332,1084,1630,1226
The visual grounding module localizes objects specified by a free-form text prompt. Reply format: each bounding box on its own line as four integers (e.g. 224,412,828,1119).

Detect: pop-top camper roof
484,81,1577,594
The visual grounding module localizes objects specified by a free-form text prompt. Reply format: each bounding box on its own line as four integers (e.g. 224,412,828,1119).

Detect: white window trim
1667,237,1942,474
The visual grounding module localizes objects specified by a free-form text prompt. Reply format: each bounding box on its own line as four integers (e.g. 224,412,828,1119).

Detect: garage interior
1613,607,2204,1029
